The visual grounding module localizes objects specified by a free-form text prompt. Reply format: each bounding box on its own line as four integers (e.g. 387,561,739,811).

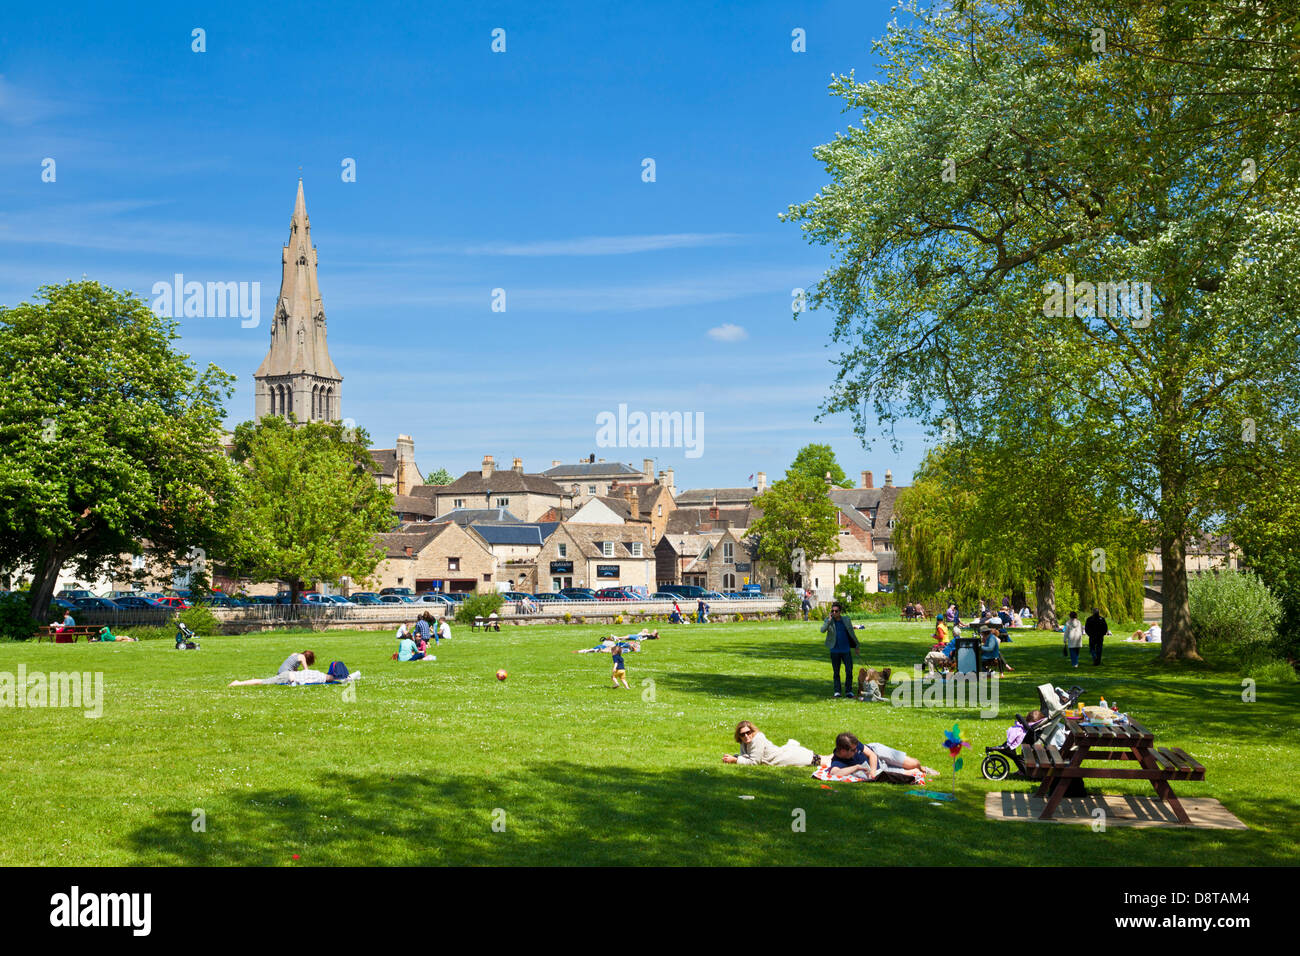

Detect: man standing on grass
1085,608,1109,666
819,601,858,698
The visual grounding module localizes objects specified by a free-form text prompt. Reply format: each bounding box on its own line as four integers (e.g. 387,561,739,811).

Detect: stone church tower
254,179,343,422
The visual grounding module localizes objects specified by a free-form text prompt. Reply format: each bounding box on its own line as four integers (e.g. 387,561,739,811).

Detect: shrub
1245,659,1298,683
0,596,37,641
836,572,868,612
563,612,572,623
1189,570,1284,668
455,591,505,626
779,587,802,620
178,605,221,636
809,605,828,621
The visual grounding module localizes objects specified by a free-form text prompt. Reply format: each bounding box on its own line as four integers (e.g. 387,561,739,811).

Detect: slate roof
674,487,758,507
377,525,448,559
664,506,761,535
369,449,398,477
470,523,547,547
542,462,642,479
393,494,438,517
440,470,568,496
431,507,522,526
552,522,652,559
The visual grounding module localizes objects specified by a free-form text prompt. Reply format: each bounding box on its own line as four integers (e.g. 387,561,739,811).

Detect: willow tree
785,0,1300,659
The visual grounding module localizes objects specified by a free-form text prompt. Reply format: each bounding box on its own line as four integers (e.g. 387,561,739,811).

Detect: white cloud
707,323,748,342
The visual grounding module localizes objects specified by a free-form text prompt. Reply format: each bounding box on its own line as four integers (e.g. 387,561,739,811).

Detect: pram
174,621,200,650
980,683,1082,782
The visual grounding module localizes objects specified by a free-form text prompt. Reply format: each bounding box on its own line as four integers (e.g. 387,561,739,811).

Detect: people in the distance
1084,607,1109,665
1063,610,1084,667
279,649,315,673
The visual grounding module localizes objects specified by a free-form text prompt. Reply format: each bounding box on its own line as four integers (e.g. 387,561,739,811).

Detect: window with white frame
558,543,567,558
601,541,614,557
723,542,734,563
630,542,643,557
588,485,597,495
453,499,464,508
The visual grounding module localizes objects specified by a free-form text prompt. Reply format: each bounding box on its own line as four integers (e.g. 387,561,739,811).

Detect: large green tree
784,0,1300,659
227,417,394,603
0,281,238,623
787,443,854,488
748,471,840,585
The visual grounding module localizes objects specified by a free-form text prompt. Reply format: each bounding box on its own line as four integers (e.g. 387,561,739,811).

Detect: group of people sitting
922,610,1015,674
394,613,450,661
722,721,936,779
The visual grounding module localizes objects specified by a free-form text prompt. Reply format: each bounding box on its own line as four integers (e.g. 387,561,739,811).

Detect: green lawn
2,619,1296,866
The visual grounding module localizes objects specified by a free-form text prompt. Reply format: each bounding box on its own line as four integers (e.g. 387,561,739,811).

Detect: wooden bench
39,625,100,643
1022,718,1205,822
472,616,501,632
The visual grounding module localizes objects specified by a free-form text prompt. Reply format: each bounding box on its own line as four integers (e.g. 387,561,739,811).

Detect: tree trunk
27,544,65,625
1034,571,1058,629
1158,527,1200,661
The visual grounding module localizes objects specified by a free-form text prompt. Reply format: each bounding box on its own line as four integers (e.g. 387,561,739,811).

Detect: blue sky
0,0,932,489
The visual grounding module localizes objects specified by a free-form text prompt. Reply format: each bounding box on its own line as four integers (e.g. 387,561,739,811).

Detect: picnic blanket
276,671,362,686
813,765,932,785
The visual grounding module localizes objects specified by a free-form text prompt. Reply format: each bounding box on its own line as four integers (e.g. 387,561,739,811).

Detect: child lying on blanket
823,732,933,778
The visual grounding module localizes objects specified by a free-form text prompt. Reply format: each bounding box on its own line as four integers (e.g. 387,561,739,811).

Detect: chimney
481,455,494,479
551,459,561,468
665,468,675,493
625,487,639,517
825,471,833,486
512,457,523,474
643,457,654,481
884,469,894,487
598,458,605,463
396,435,416,495
710,494,719,521
862,470,873,489
756,471,767,493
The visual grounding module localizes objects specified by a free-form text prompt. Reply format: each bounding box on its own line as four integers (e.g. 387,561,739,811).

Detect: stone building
372,521,496,595
434,456,573,521
829,469,905,588
541,459,658,505
532,522,654,594
254,180,343,423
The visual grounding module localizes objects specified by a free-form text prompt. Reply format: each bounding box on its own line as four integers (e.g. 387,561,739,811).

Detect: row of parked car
2,583,769,614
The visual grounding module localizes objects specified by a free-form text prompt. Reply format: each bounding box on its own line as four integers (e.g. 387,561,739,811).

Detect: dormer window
601,541,614,557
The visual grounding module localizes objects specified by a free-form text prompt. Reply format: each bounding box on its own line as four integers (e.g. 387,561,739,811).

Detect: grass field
2,618,1297,866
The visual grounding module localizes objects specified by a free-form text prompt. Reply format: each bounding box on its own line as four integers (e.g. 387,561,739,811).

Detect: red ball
496,669,507,681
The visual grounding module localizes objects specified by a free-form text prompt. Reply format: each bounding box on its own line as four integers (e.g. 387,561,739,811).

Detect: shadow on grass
124,762,1298,867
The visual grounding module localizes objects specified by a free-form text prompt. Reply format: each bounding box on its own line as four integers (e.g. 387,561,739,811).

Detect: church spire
253,179,343,423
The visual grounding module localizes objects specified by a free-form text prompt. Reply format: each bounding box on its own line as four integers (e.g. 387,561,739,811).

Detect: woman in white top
722,720,822,767
1063,611,1084,667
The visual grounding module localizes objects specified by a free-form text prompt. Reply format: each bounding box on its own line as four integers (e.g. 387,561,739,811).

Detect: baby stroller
981,683,1083,781
174,621,200,650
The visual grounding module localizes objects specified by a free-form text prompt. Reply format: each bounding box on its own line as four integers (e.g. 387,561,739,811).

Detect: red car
595,587,639,601
152,597,191,610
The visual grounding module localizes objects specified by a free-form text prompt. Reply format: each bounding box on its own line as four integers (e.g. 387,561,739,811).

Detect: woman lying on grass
722,720,824,766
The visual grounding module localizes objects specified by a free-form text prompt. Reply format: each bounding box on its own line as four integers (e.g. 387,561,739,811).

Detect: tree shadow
124,762,1299,867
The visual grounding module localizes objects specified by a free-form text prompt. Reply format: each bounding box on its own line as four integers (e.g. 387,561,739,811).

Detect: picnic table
1022,717,1205,823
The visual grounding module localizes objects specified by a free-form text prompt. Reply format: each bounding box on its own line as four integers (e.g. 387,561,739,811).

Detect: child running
611,644,630,689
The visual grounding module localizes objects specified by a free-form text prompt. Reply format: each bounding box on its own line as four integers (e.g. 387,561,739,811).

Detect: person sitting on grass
1128,624,1162,643
722,720,823,766
96,625,138,642
278,649,315,673
437,618,451,644
823,733,930,778
856,666,892,701
397,627,433,661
